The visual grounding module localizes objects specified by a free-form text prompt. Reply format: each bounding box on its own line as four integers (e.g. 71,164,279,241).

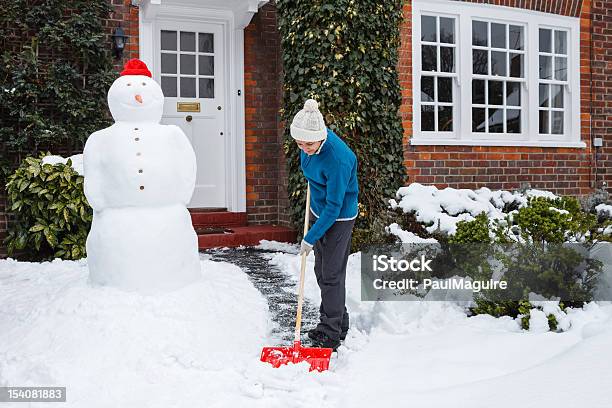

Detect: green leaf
29,224,46,233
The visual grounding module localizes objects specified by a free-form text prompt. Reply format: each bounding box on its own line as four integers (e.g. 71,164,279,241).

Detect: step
197,225,297,249
189,210,247,228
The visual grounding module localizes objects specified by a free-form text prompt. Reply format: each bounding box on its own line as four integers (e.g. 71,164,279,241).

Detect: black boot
309,327,348,341
310,331,341,351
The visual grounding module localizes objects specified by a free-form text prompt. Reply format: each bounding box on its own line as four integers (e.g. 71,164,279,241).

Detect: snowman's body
84,68,201,293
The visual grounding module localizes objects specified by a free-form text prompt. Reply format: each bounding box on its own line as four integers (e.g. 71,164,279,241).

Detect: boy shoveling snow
291,99,359,351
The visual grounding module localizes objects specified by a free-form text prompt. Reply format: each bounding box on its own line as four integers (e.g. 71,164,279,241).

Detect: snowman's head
108,59,164,123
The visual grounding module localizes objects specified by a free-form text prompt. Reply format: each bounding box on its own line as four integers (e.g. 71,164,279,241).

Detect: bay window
412,0,583,147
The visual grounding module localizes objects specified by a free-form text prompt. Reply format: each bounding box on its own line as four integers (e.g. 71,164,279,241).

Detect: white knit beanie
290,99,327,142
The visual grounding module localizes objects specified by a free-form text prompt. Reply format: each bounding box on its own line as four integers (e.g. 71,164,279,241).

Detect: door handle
186,115,193,122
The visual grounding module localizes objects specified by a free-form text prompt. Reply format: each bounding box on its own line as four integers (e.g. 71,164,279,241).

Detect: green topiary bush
5,154,92,261
277,0,406,243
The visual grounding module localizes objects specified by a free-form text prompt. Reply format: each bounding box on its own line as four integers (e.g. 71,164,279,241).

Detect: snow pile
387,183,558,242
42,154,84,176
595,203,612,219
255,240,299,254
263,249,612,407
0,258,271,407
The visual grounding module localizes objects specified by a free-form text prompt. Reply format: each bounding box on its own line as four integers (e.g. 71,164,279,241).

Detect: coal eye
142,82,146,86
127,83,132,86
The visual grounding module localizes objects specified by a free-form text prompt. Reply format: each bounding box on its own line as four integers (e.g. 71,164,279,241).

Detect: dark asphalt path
204,247,319,344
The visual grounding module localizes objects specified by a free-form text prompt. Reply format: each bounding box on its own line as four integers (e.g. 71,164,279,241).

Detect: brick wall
399,0,610,196
244,3,289,225
591,0,612,191
0,0,137,258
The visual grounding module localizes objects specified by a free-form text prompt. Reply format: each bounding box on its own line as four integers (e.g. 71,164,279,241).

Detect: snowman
84,59,201,294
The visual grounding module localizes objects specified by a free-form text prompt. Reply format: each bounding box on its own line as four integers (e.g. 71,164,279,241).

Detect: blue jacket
301,129,359,245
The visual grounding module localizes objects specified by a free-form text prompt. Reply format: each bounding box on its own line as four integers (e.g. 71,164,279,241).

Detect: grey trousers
310,215,355,340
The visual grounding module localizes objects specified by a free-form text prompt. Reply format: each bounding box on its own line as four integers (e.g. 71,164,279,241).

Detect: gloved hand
299,239,313,256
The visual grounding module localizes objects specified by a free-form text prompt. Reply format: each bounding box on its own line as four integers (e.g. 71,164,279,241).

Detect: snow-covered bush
380,184,608,331
447,196,601,330
5,154,91,260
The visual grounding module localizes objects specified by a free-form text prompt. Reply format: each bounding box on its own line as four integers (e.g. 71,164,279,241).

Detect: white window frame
411,0,584,148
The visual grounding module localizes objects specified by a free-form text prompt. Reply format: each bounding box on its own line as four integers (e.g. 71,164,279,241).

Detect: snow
389,183,519,237
83,72,200,293
1,250,611,407
386,183,569,242
42,154,84,176
255,240,299,254
265,250,612,407
596,203,612,219
0,258,270,407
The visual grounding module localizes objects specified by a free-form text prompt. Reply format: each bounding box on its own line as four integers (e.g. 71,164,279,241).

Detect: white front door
155,22,226,208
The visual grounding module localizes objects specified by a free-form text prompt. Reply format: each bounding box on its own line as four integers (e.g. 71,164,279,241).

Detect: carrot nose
135,94,143,104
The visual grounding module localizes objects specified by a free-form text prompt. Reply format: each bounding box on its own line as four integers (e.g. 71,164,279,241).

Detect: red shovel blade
261,341,333,372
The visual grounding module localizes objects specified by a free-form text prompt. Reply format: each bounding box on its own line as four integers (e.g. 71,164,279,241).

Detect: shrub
5,154,91,260
449,196,602,331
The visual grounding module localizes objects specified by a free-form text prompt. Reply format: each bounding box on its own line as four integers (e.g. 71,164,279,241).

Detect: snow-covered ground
1,249,611,408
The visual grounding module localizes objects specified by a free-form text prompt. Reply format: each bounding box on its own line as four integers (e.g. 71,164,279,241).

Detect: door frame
138,1,249,212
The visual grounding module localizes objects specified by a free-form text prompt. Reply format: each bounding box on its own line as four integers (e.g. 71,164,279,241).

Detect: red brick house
0,0,610,255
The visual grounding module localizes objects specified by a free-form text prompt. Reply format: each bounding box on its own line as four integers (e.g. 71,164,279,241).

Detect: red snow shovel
260,184,333,372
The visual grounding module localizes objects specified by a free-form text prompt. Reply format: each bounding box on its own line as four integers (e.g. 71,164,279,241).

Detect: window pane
509,53,523,78
161,76,177,97
438,77,452,102
199,33,214,53
539,28,552,52
509,25,524,50
491,51,507,76
180,54,196,75
180,77,196,98
161,30,177,51
421,105,435,131
440,47,455,72
539,56,552,79
161,53,177,74
473,108,486,132
472,79,485,104
422,45,437,71
507,109,521,133
491,23,506,48
421,76,434,102
552,84,563,108
440,17,455,44
472,21,488,46
438,106,453,131
539,110,549,134
539,84,550,107
199,78,214,98
180,32,196,52
555,30,567,54
199,55,214,76
473,49,488,74
488,80,503,105
421,16,437,42
506,82,521,106
488,108,504,133
552,111,564,134
555,57,567,81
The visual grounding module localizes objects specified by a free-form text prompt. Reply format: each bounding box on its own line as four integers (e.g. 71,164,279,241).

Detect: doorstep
189,209,297,249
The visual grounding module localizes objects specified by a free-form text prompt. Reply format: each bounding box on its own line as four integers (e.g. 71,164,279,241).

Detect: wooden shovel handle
294,183,311,343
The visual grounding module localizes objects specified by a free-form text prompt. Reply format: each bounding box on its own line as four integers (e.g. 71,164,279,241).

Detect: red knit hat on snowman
120,59,152,78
